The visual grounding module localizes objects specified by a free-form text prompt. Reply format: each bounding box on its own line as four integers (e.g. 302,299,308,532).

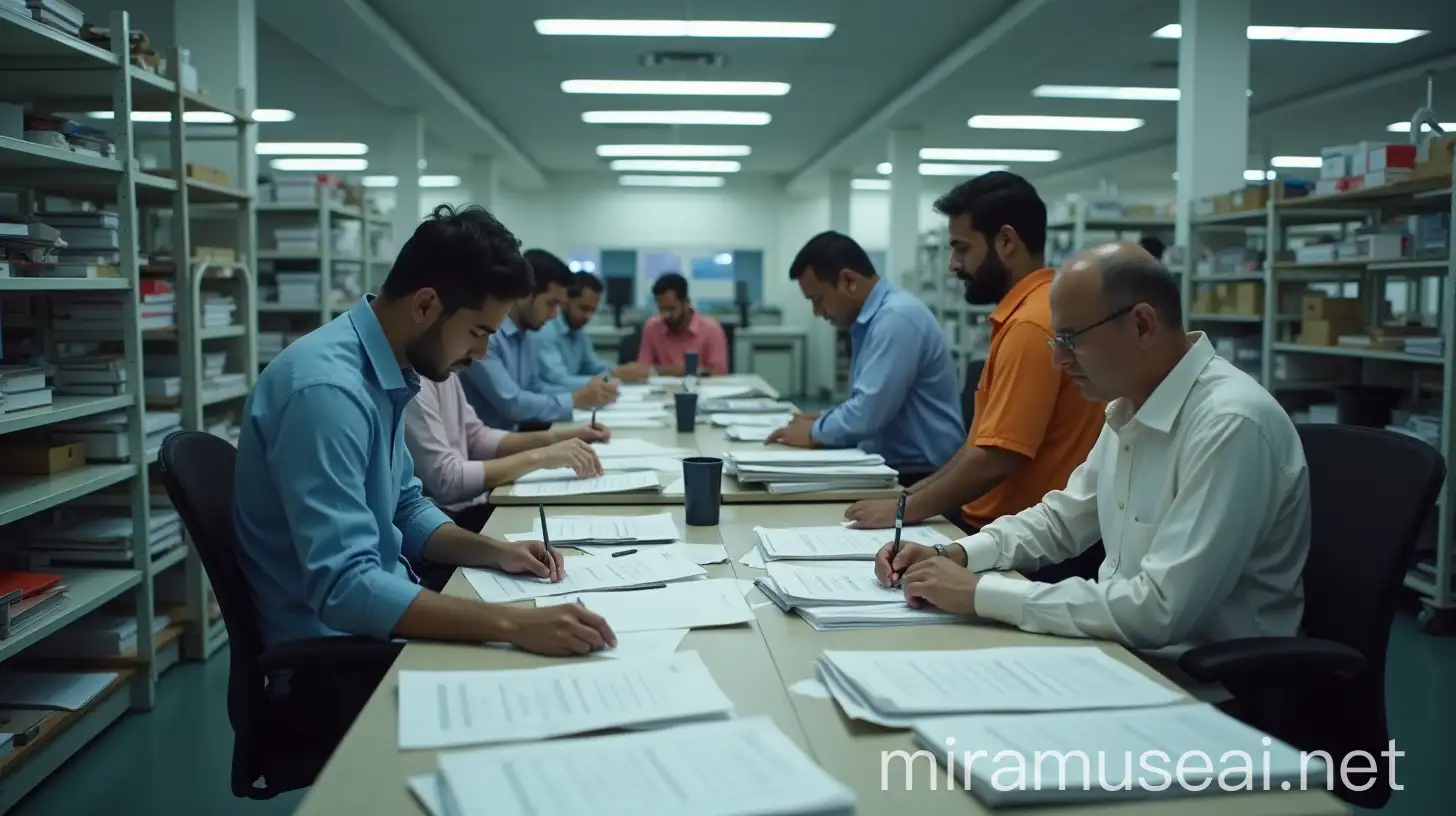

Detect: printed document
526,511,681,544
536,578,755,633
463,548,705,603
764,562,902,605
574,542,730,565
756,525,952,560
508,471,661,498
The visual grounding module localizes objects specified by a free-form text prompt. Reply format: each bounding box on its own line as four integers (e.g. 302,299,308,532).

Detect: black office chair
158,432,400,799
961,358,985,434
617,326,642,365
722,322,736,373
1177,424,1444,810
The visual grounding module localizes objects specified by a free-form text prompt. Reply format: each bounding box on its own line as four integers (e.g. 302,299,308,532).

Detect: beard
406,319,468,382
959,253,1011,305
565,312,590,331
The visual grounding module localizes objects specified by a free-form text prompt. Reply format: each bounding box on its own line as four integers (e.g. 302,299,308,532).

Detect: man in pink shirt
637,273,729,375
404,373,611,537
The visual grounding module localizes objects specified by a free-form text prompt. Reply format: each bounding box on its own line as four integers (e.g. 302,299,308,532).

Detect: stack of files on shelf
517,512,681,546
0,570,67,639
51,410,180,462
24,0,84,37
146,351,226,382
27,613,170,659
201,294,237,329
204,371,246,394
815,647,1184,728
463,547,705,604
725,450,898,494
536,578,754,633
332,263,363,304
273,272,321,306
753,524,952,561
910,705,1313,808
28,509,184,568
257,331,286,362
0,365,51,414
143,375,181,402
52,356,126,397
414,717,853,816
205,415,241,446
507,471,664,498
33,211,120,277
1403,336,1443,357
0,670,117,711
272,227,321,255
397,652,733,749
54,281,175,333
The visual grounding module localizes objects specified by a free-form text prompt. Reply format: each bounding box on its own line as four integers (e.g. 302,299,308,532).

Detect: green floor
8,609,1455,815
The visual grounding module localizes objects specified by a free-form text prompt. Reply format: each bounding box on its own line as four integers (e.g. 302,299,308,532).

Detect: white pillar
390,113,426,243
1175,0,1250,248
468,155,500,213
887,128,922,285
828,170,851,235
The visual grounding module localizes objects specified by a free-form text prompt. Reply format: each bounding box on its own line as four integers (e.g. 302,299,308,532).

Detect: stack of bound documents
725,450,898,494
506,470,664,499
754,561,971,631
752,524,952,561
518,512,680,546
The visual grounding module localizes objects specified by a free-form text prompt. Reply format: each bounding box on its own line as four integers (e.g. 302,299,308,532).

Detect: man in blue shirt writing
459,249,617,430
234,205,617,744
537,269,650,390
769,231,963,479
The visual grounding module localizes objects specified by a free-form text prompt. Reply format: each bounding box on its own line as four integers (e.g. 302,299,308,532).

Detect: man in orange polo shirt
846,172,1105,578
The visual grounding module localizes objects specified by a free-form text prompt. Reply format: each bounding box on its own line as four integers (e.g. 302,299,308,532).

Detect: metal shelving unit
906,227,992,392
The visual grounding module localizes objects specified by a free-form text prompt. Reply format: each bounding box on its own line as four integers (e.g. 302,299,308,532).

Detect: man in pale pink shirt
637,273,729,375
404,373,610,534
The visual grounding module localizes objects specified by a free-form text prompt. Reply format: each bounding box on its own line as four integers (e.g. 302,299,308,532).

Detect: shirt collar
671,311,701,337
1110,332,1217,434
989,268,1055,327
855,278,891,327
347,295,416,395
499,315,522,337
556,313,577,336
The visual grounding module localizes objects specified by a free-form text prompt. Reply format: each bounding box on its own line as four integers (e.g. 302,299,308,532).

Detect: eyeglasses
1046,305,1134,352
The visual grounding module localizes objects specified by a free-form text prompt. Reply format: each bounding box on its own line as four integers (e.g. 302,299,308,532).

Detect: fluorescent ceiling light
1388,121,1456,133
256,142,368,156
968,115,1143,132
1271,155,1322,168
714,253,734,265
1153,24,1426,43
563,79,789,96
269,158,368,172
534,19,834,38
1244,169,1277,181
1033,85,1179,101
618,175,725,188
919,147,1060,162
582,110,771,126
362,175,463,188
596,144,751,158
609,159,741,173
361,175,396,188
918,163,1009,176
252,108,296,122
87,110,231,123
852,178,890,191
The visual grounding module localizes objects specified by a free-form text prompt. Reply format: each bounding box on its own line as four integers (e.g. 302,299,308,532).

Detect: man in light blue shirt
234,205,616,744
537,271,650,390
460,249,617,430
770,231,963,475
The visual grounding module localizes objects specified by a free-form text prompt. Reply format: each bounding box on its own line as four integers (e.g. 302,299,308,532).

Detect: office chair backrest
617,326,642,365
961,358,986,433
1294,423,1444,808
158,431,268,798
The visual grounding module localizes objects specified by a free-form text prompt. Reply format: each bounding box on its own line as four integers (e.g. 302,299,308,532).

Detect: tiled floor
9,610,1455,815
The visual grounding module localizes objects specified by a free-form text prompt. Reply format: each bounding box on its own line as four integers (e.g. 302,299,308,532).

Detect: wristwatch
932,543,950,558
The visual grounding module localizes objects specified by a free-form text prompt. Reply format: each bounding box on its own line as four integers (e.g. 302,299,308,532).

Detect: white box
1320,145,1357,180
1362,168,1411,189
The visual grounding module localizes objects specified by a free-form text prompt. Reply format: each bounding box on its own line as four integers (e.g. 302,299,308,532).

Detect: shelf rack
1186,171,1456,631
905,228,992,393
1047,202,1174,267
0,9,248,808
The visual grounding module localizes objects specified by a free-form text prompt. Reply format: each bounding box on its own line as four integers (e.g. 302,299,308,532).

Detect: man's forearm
392,590,514,643
908,447,966,496
497,430,559,457
482,449,549,488
421,523,502,567
906,445,1023,522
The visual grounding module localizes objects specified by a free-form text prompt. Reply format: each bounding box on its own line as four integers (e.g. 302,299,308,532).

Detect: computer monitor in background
605,276,635,328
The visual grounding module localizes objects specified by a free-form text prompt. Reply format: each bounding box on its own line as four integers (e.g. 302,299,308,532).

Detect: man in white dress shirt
878,241,1311,652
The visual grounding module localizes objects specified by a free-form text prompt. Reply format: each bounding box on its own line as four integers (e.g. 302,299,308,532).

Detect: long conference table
295,376,1348,816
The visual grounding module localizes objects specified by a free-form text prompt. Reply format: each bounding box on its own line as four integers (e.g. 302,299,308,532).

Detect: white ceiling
255,0,1456,195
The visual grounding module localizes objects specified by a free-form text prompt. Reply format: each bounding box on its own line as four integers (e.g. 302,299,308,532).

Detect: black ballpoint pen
538,504,551,568
891,492,906,587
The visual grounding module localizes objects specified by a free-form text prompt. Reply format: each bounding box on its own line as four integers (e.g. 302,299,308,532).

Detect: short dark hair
522,248,573,295
380,204,533,313
788,230,878,284
1102,258,1184,331
569,271,604,297
652,273,689,301
933,171,1048,255
1139,235,1167,260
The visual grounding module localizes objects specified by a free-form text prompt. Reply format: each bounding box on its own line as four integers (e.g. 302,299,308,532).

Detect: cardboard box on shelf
1300,317,1363,347
1361,168,1412,189
1351,233,1410,261
1192,286,1222,314
1213,193,1236,213
1321,145,1356,180
1415,135,1454,181
0,442,86,476
1221,282,1263,316
1232,186,1269,211
1302,294,1362,321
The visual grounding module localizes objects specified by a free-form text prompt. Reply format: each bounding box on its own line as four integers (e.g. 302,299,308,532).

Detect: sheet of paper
738,545,767,570
710,412,792,426
592,628,690,659
819,647,1183,723
729,449,883,466
647,375,684,386
797,602,971,632
755,525,951,560
615,384,661,400
725,425,775,442
512,457,682,485
526,512,681,544
593,418,672,430
591,439,685,458
509,471,661,498
573,405,669,420
433,717,855,816
0,671,118,710
536,578,755,633
407,775,444,816
764,562,901,604
463,548,705,603
575,542,729,565
397,652,733,749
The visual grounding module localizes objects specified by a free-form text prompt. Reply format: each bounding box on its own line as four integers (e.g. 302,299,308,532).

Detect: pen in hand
890,492,906,587
538,504,557,581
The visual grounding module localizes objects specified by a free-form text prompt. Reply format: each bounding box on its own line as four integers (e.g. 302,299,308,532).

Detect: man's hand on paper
612,362,651,383
573,422,612,444
537,438,604,476
874,541,939,586
765,420,817,449
500,604,618,656
844,498,901,529
490,539,565,582
900,557,980,615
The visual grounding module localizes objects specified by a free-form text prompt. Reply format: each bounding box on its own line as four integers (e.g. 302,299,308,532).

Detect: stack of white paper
761,562,901,605
512,456,681,485
396,652,734,749
911,704,1315,807
508,471,663,498
524,512,681,545
710,411,792,427
816,647,1183,727
696,383,776,402
591,439,693,458
615,384,662,400
463,548,706,603
725,425,777,442
755,525,952,561
422,717,855,816
726,450,898,493
793,602,972,632
536,578,755,632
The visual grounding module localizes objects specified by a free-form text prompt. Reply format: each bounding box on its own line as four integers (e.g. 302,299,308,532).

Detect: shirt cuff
402,506,452,558
958,532,1003,573
974,572,1030,626
361,576,425,640
810,413,840,447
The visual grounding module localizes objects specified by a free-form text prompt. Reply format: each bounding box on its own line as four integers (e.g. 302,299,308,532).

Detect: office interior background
1,0,1455,813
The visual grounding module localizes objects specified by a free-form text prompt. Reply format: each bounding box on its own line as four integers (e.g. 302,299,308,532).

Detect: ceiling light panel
1032,85,1179,101
968,115,1144,132
251,108,296,122
596,144,751,158
852,179,890,191
563,80,789,96
618,175,726,188
918,163,1009,176
1270,156,1321,168
608,159,742,173
919,148,1061,162
535,19,834,38
1153,24,1426,43
256,142,368,156
582,110,771,126
1388,121,1456,133
269,158,368,171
